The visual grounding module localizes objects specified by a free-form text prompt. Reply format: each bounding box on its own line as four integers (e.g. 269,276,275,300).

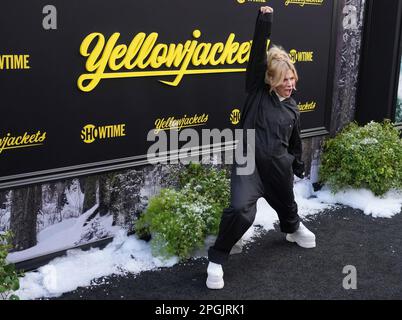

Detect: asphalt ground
51,205,402,301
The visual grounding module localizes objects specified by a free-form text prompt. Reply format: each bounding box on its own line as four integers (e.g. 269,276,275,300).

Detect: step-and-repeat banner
0,0,338,189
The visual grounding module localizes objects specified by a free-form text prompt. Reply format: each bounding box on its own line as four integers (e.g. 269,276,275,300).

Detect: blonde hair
265,45,298,92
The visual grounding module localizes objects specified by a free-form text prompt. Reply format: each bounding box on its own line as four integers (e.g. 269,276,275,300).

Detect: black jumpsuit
208,11,305,265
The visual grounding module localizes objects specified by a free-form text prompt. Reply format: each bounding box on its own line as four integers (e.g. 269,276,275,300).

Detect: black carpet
53,206,402,300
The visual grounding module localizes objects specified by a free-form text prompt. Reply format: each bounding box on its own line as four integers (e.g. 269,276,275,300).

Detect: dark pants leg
208,164,264,264
259,154,300,233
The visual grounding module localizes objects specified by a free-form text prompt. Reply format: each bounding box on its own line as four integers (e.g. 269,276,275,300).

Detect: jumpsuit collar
274,91,287,102
270,89,289,105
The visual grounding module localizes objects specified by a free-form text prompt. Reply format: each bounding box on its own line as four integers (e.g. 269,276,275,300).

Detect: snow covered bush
135,188,208,260
319,120,402,196
0,232,22,300
177,163,230,235
135,163,230,260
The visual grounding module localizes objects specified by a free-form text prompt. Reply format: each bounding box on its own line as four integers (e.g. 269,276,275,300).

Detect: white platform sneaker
206,262,224,289
286,222,316,248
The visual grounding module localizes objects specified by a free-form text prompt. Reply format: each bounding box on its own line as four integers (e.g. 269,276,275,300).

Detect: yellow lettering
206,43,225,66
14,55,24,69
78,30,252,92
78,32,121,92
98,126,107,139
149,44,168,68
109,44,128,70
160,38,198,86
123,33,147,69
217,33,236,65
24,55,30,69
80,33,106,72
33,131,41,143
22,133,30,144
227,42,240,64
192,43,212,66
113,125,121,137
5,55,12,69
39,132,47,142
136,33,159,69
0,55,5,69
0,55,30,69
236,42,251,64
7,137,15,146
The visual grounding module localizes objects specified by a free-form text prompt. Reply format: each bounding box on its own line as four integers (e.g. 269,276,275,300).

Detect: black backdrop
0,0,339,189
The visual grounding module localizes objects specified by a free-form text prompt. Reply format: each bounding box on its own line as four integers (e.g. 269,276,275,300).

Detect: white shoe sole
286,234,316,248
206,276,224,290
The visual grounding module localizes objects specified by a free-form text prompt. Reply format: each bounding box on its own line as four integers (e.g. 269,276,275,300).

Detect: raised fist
260,6,274,14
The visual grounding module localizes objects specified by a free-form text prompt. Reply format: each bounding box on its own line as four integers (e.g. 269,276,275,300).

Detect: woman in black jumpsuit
206,6,316,290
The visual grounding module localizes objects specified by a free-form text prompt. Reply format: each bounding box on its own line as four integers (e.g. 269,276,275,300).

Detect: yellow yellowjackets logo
0,131,46,154
230,109,241,125
285,0,324,7
298,101,317,112
78,30,253,92
154,114,209,134
81,124,126,144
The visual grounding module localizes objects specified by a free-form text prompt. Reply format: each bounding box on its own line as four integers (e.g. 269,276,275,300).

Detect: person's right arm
245,6,274,93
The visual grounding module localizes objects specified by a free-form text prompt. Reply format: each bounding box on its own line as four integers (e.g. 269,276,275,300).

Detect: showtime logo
81,124,126,144
289,49,314,64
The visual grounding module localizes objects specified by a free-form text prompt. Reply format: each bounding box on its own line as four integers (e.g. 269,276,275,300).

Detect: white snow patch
315,186,402,218
16,230,177,300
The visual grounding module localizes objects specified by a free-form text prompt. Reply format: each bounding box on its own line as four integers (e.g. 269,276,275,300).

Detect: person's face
275,69,296,98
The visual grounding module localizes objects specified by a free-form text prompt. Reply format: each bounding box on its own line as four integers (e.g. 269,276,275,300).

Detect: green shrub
178,163,230,235
136,188,209,260
319,120,402,196
135,163,230,260
0,232,22,300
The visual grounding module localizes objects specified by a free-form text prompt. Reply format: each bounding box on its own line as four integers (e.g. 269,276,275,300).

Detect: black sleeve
288,113,305,177
245,11,273,93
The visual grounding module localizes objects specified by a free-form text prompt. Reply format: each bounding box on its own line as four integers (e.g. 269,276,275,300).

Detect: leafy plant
319,120,402,196
135,188,209,259
0,232,23,300
135,163,230,260
178,163,230,235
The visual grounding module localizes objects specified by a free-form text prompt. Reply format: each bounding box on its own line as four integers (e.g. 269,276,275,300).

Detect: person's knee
237,208,256,227
223,202,256,226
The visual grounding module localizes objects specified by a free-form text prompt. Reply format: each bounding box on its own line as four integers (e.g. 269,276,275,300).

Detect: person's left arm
288,113,305,178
